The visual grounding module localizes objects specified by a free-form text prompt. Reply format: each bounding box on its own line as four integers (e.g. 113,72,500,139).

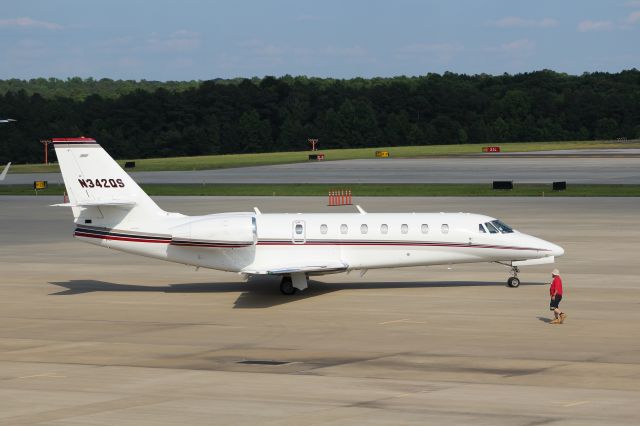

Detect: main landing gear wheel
507,277,521,288
280,276,296,295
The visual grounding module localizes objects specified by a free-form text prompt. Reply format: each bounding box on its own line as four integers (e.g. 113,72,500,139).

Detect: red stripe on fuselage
170,242,251,248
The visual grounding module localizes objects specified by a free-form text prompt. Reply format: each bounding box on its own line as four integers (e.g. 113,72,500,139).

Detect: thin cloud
625,1,640,7
0,17,63,30
626,11,640,24
577,8,640,32
489,17,558,28
577,20,615,32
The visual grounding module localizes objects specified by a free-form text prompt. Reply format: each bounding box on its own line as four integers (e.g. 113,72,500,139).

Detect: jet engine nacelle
171,214,256,246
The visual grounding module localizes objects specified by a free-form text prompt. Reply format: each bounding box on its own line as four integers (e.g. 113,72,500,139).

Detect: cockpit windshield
490,220,514,233
484,222,499,233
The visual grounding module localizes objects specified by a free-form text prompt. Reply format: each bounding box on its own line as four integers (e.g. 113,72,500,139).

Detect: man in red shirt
549,269,567,324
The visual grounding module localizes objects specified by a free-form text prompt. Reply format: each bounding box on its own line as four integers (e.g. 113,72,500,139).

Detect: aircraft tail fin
52,137,164,225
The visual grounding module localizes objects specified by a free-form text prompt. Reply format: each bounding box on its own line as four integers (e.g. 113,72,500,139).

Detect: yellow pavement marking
18,373,66,379
379,318,426,325
563,400,591,407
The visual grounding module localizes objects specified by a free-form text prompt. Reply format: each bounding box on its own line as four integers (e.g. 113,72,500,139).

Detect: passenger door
292,220,306,244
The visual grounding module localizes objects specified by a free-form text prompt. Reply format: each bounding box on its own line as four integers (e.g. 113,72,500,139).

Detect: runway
1,195,639,425
6,155,640,184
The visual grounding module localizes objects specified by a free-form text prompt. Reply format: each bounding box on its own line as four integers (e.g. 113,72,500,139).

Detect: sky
1,0,639,80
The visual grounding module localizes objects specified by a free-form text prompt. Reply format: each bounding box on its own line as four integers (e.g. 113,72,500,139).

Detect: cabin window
401,224,409,234
380,224,389,234
485,222,499,234
421,224,429,234
295,224,303,235
441,224,449,234
340,224,348,234
320,224,328,234
360,224,368,234
479,224,486,233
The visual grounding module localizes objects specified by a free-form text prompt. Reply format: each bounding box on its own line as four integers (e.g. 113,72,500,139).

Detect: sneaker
559,313,567,323
550,318,561,324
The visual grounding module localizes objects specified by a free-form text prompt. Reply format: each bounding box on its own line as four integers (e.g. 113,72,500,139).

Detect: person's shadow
536,316,553,323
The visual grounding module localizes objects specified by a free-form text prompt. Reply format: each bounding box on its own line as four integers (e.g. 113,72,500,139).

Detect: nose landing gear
507,266,520,288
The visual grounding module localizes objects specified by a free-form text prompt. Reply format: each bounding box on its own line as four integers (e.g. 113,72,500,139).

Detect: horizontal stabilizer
511,256,555,267
243,261,348,275
51,199,137,208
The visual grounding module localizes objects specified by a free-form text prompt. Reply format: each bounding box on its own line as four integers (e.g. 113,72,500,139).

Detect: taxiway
0,196,639,425
5,155,640,185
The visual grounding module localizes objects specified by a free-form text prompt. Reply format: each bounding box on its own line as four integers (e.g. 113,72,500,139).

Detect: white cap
552,268,560,276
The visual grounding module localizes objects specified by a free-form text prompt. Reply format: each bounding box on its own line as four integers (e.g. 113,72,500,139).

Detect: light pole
40,140,52,164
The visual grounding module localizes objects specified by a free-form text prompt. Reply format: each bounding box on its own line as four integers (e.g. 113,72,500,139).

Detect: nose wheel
507,266,520,288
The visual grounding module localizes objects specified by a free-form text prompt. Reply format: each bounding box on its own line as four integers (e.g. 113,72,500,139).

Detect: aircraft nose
546,242,564,257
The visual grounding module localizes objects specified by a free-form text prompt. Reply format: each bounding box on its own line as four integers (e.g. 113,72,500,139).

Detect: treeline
0,77,200,101
1,70,639,164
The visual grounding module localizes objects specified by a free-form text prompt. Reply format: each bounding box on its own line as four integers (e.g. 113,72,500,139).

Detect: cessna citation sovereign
52,137,564,295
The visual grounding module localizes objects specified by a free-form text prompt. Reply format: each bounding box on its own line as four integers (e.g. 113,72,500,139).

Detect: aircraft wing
242,261,348,275
0,162,10,181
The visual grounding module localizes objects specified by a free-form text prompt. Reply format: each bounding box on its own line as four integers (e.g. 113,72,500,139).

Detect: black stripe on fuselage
74,226,252,247
75,226,170,241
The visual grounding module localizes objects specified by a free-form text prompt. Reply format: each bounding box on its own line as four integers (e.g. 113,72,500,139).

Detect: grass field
2,183,639,197
9,139,640,173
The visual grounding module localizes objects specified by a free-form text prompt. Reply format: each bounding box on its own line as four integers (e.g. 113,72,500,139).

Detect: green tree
594,118,618,139
235,110,272,153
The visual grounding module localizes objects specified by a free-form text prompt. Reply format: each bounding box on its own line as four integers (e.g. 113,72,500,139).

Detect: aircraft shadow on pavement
48,278,546,309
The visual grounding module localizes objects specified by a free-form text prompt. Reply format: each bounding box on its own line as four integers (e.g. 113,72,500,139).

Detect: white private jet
52,137,564,294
